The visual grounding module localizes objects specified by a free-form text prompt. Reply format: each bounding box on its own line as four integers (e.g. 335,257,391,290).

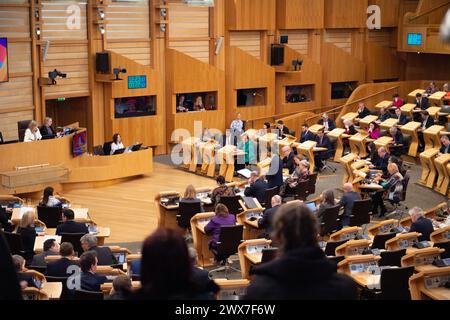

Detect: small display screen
407,33,422,46
128,75,147,89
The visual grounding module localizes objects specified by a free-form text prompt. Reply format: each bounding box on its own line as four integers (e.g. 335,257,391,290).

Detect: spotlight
36,27,41,36
48,69,67,85
35,8,40,19
160,24,166,32
113,67,127,81
160,8,167,17
98,25,105,35
97,9,105,20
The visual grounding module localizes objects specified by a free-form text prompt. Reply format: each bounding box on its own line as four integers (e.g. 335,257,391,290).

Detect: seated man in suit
30,238,60,267
414,93,430,122
394,107,409,126
12,255,38,289
378,107,391,122
276,120,290,139
80,234,117,266
388,127,405,156
409,207,434,242
258,195,282,239
439,135,450,156
337,183,361,227
244,171,268,204
318,113,336,132
56,209,89,236
357,102,371,119
314,129,332,171
281,146,296,174
40,117,56,139
369,147,390,177
265,153,284,189
188,247,219,297
300,123,315,143
76,251,108,292
46,242,80,277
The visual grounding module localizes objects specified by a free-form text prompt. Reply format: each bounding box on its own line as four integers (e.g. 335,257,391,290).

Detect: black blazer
379,113,391,122
346,126,357,135
410,217,434,242
421,116,434,129
258,205,281,235
46,258,80,277
89,246,117,266
0,207,13,232
358,108,371,119
17,272,37,288
79,272,108,292
315,135,332,158
278,126,291,138
440,144,450,154
415,97,430,110
40,125,56,138
338,192,361,227
56,220,89,236
300,131,316,143
318,119,336,131
373,154,390,176
17,227,37,260
266,156,283,189
396,114,409,126
391,131,404,145
282,152,296,174
244,179,268,204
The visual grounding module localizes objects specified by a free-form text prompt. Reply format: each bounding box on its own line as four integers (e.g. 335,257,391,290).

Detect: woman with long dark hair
39,186,61,207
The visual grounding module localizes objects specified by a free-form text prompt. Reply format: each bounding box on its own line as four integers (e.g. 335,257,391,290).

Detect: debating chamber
1,0,450,305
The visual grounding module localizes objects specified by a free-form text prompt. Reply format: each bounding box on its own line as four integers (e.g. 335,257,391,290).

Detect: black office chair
110,263,124,270
349,198,372,227
218,195,243,216
379,249,406,267
319,205,341,236
46,276,72,300
434,241,450,259
176,201,202,229
261,247,278,264
387,172,410,214
28,265,46,275
324,239,348,256
37,206,62,229
60,233,86,257
3,231,26,257
209,225,244,279
74,289,104,300
93,145,105,156
0,131,3,144
294,179,310,201
371,232,397,250
17,120,31,142
262,187,279,209
103,141,113,156
306,173,318,197
327,255,345,266
379,266,415,300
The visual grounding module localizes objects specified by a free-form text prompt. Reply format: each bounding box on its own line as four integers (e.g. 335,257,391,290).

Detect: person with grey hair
282,146,296,174
12,255,37,289
409,207,434,242
337,183,361,227
369,147,390,176
388,127,405,156
258,195,282,239
23,120,42,142
439,135,450,155
279,157,310,196
107,275,133,300
80,233,117,266
188,247,219,295
40,117,56,138
244,170,268,203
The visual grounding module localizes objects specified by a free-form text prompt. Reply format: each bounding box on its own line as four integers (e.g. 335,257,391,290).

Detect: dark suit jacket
338,192,361,226
410,217,434,242
379,113,391,122
130,259,141,276
300,130,316,143
17,227,36,261
282,152,296,174
396,114,409,126
358,108,371,119
421,116,434,129
0,207,13,232
56,220,89,236
46,258,80,277
278,126,291,138
89,246,117,266
318,119,336,131
373,154,390,176
346,126,357,135
440,144,450,154
244,179,268,204
266,156,283,189
40,125,56,138
79,272,108,292
416,97,430,110
258,205,281,236
17,272,37,288
391,131,404,145
31,251,59,267
315,135,332,158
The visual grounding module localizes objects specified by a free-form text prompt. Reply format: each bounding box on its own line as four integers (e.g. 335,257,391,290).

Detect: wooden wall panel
168,40,210,63
369,0,400,27
0,77,33,111
0,6,30,38
367,29,393,47
106,0,150,39
8,42,32,74
226,0,276,30
43,44,89,98
405,53,450,80
229,31,261,59
41,1,87,40
325,29,352,53
107,41,152,66
324,0,368,28
0,110,34,142
277,0,324,30
365,42,402,81
281,30,309,55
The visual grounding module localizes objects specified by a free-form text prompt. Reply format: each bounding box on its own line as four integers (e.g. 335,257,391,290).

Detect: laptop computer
113,148,126,155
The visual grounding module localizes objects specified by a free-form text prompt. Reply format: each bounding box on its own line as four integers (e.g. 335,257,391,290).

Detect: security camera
48,69,67,85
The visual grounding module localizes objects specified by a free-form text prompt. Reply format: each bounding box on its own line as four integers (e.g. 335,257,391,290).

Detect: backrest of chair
263,187,279,209
46,276,71,300
327,255,345,266
261,248,278,264
17,120,31,142
103,141,113,156
379,249,406,267
93,145,105,156
216,225,243,256
401,173,410,201
60,233,85,257
74,289,104,300
349,199,372,227
380,266,415,300
307,173,318,195
37,206,62,228
324,239,348,256
434,240,450,259
177,201,202,229
371,232,397,250
295,180,310,201
4,231,24,255
320,205,341,236
218,196,242,216
28,265,46,275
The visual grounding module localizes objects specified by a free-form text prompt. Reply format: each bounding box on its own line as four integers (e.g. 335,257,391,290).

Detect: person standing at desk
357,102,371,119
230,113,244,145
266,152,283,189
110,133,125,155
409,207,434,242
315,129,332,171
338,183,361,227
439,135,450,155
318,113,336,132
204,204,236,252
245,202,357,300
23,120,42,142
394,107,409,126
300,123,315,143
367,122,381,140
40,117,56,139
244,171,268,204
258,195,282,239
237,133,256,166
211,176,235,205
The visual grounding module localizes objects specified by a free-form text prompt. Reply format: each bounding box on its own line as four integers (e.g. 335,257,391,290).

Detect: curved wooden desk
191,212,215,267
238,239,271,280
368,219,398,238
409,266,450,300
430,226,450,243
327,128,346,161
418,148,439,188
349,133,369,158
401,121,421,157
434,154,450,194
341,153,359,185
155,191,183,232
423,125,444,151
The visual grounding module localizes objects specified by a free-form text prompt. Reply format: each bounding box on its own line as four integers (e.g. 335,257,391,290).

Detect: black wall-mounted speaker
280,35,289,44
271,45,284,66
96,52,110,74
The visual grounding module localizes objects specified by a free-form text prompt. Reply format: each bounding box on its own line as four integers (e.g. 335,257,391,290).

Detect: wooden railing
408,0,450,22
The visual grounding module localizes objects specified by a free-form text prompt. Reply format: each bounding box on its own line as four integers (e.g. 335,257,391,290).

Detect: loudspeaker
280,35,288,44
96,52,110,74
271,45,284,66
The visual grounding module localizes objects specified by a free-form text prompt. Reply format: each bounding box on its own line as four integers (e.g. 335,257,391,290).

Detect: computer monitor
113,148,126,155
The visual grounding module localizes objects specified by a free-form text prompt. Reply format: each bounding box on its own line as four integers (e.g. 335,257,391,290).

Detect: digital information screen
128,75,147,89
407,33,422,46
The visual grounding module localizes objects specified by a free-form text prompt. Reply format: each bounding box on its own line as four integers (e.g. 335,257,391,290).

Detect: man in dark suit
30,238,60,267
258,195,282,239
388,127,406,156
318,113,336,132
56,209,89,236
281,146,296,174
314,129,332,171
439,135,450,155
415,93,430,110
394,108,409,126
40,117,56,138
244,171,268,204
300,123,315,143
276,120,290,139
266,154,283,189
80,233,117,266
370,147,390,177
77,251,108,292
378,107,391,122
46,242,80,277
357,102,371,119
409,207,434,242
337,183,361,227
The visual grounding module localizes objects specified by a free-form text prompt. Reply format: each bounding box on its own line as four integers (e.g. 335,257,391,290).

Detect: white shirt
47,196,61,207
24,128,42,142
110,142,125,155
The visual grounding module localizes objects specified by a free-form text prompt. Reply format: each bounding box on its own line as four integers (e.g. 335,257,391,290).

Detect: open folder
237,168,252,179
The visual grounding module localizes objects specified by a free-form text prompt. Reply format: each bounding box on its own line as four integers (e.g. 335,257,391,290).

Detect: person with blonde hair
40,116,56,138
179,184,203,213
371,163,404,217
17,211,43,262
23,120,42,142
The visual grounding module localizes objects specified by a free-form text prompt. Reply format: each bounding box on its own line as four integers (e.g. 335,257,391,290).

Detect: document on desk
237,169,252,179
